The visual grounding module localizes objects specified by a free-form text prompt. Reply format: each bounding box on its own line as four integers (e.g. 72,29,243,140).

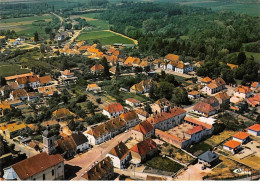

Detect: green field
0,64,30,78
245,52,260,63
185,141,212,156
77,30,135,45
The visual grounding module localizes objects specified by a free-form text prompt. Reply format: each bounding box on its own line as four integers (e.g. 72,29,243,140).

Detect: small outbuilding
198,151,219,168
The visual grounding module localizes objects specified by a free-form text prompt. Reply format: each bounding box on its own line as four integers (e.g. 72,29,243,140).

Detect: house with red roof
223,140,242,154
91,64,104,74
125,98,141,107
106,142,131,169
202,77,226,95
201,76,212,85
232,132,250,144
247,124,260,136
130,138,157,164
250,82,260,92
120,110,140,129
103,102,124,118
131,120,154,141
234,85,253,99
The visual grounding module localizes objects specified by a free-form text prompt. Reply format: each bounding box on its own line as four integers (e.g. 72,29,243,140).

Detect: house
16,75,40,89
131,120,154,141
5,72,34,83
184,116,215,136
234,85,252,99
198,151,219,168
147,107,186,131
87,83,101,93
38,86,59,96
188,91,200,99
61,70,74,78
91,64,104,74
0,100,11,116
151,98,172,114
82,157,114,180
215,92,230,105
164,54,179,63
251,82,260,92
135,108,150,121
71,132,89,152
3,152,64,180
27,92,38,101
130,138,157,164
201,77,212,86
41,120,59,128
39,75,52,86
103,102,124,118
202,77,226,95
130,79,153,94
246,94,260,107
52,108,76,121
223,140,242,154
106,142,131,169
2,122,27,139
124,57,140,67
233,132,250,144
85,117,126,145
175,62,193,74
125,98,141,107
247,124,260,136
9,89,28,101
119,110,140,129
193,97,220,117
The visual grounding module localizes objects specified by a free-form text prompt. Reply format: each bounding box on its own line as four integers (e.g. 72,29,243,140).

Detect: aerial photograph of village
0,0,259,185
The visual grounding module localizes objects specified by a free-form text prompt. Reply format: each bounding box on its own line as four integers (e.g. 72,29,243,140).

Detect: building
9,89,28,101
103,102,124,118
16,75,40,89
198,151,219,168
201,77,212,86
130,138,157,164
147,107,186,131
130,79,153,94
0,100,11,116
85,117,126,145
131,120,154,141
151,98,172,114
91,64,104,74
106,142,131,169
5,72,34,83
223,140,242,154
86,83,101,92
71,132,89,152
2,122,27,139
193,97,220,117
188,91,200,99
39,75,52,86
251,82,260,92
82,157,114,180
119,110,140,129
125,98,141,107
135,108,150,121
42,127,56,155
60,70,77,84
202,77,226,95
52,108,76,121
247,124,260,136
146,175,167,181
164,54,179,63
215,91,230,105
3,152,64,180
234,85,253,99
175,62,193,74
233,132,250,144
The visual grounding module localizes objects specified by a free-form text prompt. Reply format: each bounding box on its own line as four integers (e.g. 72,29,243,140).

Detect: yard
185,141,212,156
145,156,184,173
0,64,30,78
205,130,236,146
76,30,135,45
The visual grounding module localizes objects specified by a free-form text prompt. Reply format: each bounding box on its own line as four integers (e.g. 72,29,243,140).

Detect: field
185,141,212,156
0,14,53,37
0,64,30,78
145,156,184,173
205,130,236,146
245,52,260,64
76,30,135,45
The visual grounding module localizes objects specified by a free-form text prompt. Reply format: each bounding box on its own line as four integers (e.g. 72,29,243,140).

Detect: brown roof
71,132,88,146
215,92,230,100
193,102,215,115
186,125,203,135
5,72,33,81
108,142,130,160
188,91,199,96
184,117,213,130
41,120,59,127
165,54,179,62
204,97,219,105
52,108,76,119
91,64,104,71
39,75,51,85
11,89,28,99
135,108,149,118
12,152,63,180
201,77,212,83
147,107,186,125
62,70,73,76
154,98,172,109
251,82,259,88
132,120,154,135
146,175,166,181
104,102,124,114
125,98,140,104
57,135,77,153
120,110,138,122
130,138,156,156
235,85,252,94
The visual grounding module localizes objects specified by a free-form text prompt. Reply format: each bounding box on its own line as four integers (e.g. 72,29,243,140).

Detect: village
0,30,260,181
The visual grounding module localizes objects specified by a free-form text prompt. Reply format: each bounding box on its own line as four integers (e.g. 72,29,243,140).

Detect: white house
234,86,253,99
232,132,250,144
188,91,200,99
175,62,193,74
71,132,89,152
125,98,141,107
223,140,242,154
202,77,226,95
247,124,260,136
103,102,124,118
86,83,101,93
106,142,132,169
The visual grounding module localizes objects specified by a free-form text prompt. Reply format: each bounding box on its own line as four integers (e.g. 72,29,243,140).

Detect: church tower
42,126,56,154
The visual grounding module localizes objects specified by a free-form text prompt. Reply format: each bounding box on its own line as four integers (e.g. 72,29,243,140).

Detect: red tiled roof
132,120,154,135
120,110,138,122
223,140,241,149
91,64,104,71
201,77,212,83
39,75,51,85
233,132,250,140
188,91,199,96
12,152,63,180
248,124,260,132
104,102,124,113
186,125,203,135
130,138,156,156
235,85,252,94
62,70,73,76
108,142,130,160
184,117,213,129
251,82,259,88
193,102,215,115
126,98,140,104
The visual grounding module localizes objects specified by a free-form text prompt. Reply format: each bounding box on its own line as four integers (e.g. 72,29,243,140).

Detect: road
51,12,64,27
105,30,138,45
66,131,131,180
155,68,202,80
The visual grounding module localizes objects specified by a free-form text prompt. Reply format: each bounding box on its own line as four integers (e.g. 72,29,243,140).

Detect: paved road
66,131,131,180
155,68,202,80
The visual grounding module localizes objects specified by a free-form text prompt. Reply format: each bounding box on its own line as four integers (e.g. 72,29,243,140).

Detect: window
43,174,45,180
52,169,54,176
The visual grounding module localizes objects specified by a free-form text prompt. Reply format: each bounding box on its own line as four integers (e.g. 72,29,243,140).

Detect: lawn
145,156,184,173
205,130,236,146
77,30,135,45
245,52,260,64
185,141,212,156
0,64,30,78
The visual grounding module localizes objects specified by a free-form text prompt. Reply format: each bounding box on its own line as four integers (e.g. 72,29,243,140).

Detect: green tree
34,31,39,42
237,52,246,65
101,57,110,78
171,88,190,106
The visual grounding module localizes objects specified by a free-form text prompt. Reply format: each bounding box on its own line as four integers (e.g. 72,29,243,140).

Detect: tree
34,31,39,42
256,114,260,123
101,57,110,78
86,101,96,115
115,62,120,79
237,52,246,65
171,88,190,106
156,81,175,100
45,27,52,34
0,76,6,86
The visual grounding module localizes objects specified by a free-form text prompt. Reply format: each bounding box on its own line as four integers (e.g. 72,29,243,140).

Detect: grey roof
71,132,88,146
198,151,219,163
3,167,18,180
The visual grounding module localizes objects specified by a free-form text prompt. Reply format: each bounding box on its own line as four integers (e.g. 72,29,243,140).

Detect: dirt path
104,30,138,45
